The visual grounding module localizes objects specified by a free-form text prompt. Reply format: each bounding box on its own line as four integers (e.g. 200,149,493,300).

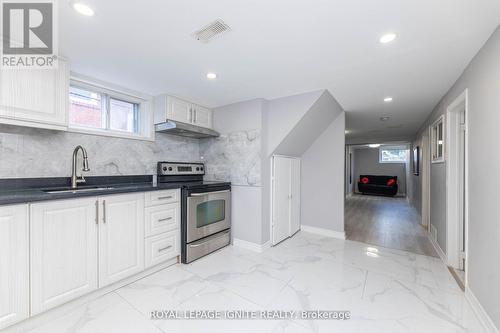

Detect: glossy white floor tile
22,231,484,333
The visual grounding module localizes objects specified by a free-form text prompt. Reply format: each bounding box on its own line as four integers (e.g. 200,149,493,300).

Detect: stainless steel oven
157,161,231,264
187,189,231,243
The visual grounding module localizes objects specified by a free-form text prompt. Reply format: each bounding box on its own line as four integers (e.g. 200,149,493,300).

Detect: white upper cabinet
168,96,191,124
98,193,145,288
0,58,69,130
0,204,29,330
191,104,212,128
154,94,213,129
30,198,98,315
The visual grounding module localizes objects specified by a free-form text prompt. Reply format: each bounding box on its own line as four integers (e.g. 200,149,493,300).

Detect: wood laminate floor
345,194,438,257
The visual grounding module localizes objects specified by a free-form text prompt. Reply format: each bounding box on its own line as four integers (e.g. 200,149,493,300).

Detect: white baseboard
232,238,270,253
300,225,346,240
465,287,500,333
427,231,447,263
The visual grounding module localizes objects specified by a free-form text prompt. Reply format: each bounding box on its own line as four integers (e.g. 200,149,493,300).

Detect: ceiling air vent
193,19,231,43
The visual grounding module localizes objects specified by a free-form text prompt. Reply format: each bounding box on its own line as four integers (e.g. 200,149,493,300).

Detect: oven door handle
189,230,231,247
189,190,230,197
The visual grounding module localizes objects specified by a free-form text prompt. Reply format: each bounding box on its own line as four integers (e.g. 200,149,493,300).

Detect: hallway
345,194,438,257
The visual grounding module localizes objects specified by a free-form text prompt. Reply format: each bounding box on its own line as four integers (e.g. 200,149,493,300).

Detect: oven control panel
157,162,205,175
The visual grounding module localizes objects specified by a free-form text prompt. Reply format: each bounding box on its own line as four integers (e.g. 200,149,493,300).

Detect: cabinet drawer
145,189,179,207
145,202,179,237
145,231,179,268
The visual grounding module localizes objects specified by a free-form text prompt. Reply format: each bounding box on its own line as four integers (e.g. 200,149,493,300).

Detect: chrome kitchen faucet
71,145,90,189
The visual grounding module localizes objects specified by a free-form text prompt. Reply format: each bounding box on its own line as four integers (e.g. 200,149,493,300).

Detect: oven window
196,200,225,228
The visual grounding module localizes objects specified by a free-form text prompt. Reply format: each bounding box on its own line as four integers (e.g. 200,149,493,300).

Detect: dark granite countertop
0,175,182,206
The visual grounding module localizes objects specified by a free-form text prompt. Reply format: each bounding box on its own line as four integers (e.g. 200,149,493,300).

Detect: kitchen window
431,115,445,163
379,146,409,163
68,79,153,141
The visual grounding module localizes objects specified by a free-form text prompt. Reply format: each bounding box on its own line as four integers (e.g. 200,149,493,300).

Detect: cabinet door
0,204,29,330
30,198,98,315
167,96,191,124
192,105,212,128
0,59,69,129
99,193,144,287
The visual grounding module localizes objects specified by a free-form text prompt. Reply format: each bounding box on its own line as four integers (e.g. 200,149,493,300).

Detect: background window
109,98,139,133
379,148,409,163
69,87,105,129
431,116,445,163
69,86,139,134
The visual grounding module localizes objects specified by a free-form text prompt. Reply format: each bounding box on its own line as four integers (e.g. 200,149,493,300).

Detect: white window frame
68,77,154,141
431,115,445,163
378,145,409,164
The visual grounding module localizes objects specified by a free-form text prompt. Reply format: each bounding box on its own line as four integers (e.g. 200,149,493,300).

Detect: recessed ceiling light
380,116,390,121
206,73,217,80
369,144,381,148
384,97,393,103
379,33,397,44
73,2,94,16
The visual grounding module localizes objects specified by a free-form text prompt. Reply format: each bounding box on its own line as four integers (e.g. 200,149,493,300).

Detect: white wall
212,99,264,133
203,99,265,244
409,25,500,329
265,90,324,155
273,91,341,156
207,90,346,245
301,112,345,233
231,186,262,244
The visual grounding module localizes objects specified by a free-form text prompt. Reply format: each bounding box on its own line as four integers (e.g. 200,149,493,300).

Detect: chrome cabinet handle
158,217,173,222
158,195,173,200
158,245,172,252
103,200,106,224
95,200,99,224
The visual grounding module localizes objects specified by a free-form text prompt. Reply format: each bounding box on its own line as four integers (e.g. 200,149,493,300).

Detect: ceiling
59,0,500,141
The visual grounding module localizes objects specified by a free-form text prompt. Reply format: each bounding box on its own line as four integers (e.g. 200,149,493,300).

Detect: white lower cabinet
144,189,180,269
1,190,180,329
30,198,98,315
0,204,29,330
98,193,145,287
145,230,180,268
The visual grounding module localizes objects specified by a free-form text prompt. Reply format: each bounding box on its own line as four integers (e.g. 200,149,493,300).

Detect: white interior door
272,156,301,245
272,156,291,245
422,132,430,228
458,111,466,270
290,158,301,236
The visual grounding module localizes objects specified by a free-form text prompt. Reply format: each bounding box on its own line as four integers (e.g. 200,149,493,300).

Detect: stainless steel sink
42,186,115,194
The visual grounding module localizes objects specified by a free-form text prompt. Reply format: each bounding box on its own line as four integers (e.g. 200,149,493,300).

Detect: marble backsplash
0,124,199,179
199,129,261,186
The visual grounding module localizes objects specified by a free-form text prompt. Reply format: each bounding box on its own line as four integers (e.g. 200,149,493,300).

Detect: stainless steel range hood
155,121,220,139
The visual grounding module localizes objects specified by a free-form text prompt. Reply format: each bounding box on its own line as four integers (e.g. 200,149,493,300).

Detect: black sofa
357,175,398,197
